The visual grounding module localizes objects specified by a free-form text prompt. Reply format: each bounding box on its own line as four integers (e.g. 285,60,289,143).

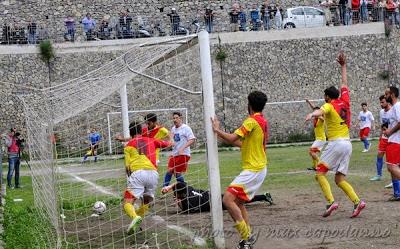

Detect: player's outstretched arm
337,51,347,88
305,99,316,110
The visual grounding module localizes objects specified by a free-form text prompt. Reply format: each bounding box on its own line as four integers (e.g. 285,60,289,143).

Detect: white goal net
19,33,224,249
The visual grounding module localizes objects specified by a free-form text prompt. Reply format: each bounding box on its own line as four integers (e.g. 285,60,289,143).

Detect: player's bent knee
124,190,136,203
316,163,329,174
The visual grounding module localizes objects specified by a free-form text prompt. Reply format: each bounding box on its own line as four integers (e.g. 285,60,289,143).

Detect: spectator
378,0,386,21
3,128,21,189
204,7,214,33
250,4,261,31
346,0,354,25
238,5,247,31
360,0,369,22
27,20,37,44
64,15,76,42
82,13,96,40
98,18,110,40
352,0,361,23
168,8,181,35
261,1,271,30
338,0,348,25
386,0,397,24
394,0,400,26
275,6,283,30
229,4,240,32
320,0,334,26
119,11,133,38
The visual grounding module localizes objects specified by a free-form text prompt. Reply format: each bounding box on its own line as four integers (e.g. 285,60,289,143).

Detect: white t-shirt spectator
358,111,374,129
171,124,196,156
388,102,400,144
380,108,392,139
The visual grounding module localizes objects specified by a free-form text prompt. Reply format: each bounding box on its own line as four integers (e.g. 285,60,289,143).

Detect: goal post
199,30,225,249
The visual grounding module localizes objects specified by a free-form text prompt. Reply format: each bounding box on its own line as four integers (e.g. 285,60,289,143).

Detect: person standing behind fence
386,0,398,24
82,13,96,40
204,7,214,33
250,4,261,31
261,1,271,30
3,128,21,189
239,5,247,31
64,15,76,42
27,20,37,44
275,6,283,30
339,0,348,24
360,0,369,22
229,4,240,32
168,8,181,36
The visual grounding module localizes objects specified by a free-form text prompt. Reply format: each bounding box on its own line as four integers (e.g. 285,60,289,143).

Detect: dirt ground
224,188,400,249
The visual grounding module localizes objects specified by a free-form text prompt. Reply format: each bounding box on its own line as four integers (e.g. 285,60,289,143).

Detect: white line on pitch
58,167,119,197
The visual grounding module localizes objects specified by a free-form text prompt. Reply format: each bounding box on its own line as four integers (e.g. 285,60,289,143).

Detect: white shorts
227,167,267,201
126,170,159,199
311,140,327,151
320,139,352,175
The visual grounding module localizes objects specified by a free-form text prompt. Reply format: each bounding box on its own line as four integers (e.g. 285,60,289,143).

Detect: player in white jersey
162,112,196,191
355,103,375,152
370,95,391,181
383,86,400,201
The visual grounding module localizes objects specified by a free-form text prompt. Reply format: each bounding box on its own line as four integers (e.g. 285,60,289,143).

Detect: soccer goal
106,108,189,155
18,32,225,249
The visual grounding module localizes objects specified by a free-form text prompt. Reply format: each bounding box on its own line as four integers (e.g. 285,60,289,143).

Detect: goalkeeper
82,127,101,163
162,181,273,214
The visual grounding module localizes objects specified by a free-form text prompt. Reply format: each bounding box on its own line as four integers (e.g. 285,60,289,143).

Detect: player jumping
305,51,366,218
211,91,268,249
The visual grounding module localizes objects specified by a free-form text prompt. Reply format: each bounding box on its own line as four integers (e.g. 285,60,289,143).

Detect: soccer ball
93,201,106,214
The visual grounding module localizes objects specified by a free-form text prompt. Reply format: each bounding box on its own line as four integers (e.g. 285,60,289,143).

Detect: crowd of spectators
1,1,400,45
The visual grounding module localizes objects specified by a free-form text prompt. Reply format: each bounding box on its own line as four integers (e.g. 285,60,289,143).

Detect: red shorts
168,155,190,173
359,127,370,139
386,143,400,166
378,138,389,153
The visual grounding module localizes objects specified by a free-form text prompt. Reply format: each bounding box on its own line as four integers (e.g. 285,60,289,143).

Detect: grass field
3,141,400,249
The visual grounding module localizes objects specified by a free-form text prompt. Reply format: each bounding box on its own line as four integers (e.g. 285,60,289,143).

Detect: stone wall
0,0,318,42
1,24,398,149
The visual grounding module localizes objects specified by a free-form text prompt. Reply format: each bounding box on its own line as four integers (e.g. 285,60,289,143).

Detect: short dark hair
173,112,182,117
379,95,386,101
129,121,142,137
144,113,157,123
248,91,268,112
173,181,187,199
361,102,367,107
324,86,340,99
389,86,399,98
313,107,320,110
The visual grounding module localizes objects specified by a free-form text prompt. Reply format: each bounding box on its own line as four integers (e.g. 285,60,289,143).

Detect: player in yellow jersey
143,113,170,164
115,113,169,165
305,52,366,218
305,99,326,170
211,91,268,249
123,121,173,234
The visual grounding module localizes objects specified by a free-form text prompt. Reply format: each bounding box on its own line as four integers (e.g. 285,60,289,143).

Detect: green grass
3,141,382,249
3,176,57,249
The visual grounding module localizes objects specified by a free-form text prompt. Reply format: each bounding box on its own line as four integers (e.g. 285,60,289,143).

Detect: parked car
283,6,326,28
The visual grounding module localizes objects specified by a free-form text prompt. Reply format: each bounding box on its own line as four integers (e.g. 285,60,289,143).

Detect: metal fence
1,7,399,45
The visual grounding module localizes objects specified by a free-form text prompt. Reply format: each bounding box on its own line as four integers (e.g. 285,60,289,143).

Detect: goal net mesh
19,35,216,249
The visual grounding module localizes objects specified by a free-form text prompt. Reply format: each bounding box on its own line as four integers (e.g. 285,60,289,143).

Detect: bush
39,40,55,63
